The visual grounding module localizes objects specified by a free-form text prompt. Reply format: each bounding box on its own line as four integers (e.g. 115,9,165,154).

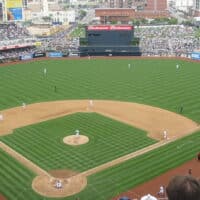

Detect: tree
168,18,178,25
79,10,87,20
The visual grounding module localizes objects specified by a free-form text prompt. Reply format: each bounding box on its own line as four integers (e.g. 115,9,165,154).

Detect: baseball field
0,58,200,200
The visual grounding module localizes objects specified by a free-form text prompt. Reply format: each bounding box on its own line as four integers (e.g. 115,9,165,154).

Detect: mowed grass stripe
0,59,200,121
0,149,37,200
1,113,156,171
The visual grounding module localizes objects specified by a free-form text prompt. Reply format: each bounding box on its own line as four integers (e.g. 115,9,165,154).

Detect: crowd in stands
0,47,37,60
135,25,200,57
0,23,200,59
39,24,79,52
0,23,29,40
0,23,36,57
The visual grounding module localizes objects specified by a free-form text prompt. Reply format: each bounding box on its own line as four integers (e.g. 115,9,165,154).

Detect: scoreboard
79,25,141,56
86,25,133,46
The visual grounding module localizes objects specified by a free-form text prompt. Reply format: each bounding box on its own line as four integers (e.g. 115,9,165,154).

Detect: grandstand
0,23,38,60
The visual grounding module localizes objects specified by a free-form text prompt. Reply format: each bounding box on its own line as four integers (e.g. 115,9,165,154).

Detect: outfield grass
1,112,156,171
1,58,200,199
0,59,200,121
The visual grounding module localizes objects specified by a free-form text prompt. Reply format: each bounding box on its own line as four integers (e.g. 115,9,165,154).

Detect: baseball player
55,180,62,189
43,68,47,76
180,106,183,114
0,114,3,121
158,185,165,196
163,130,167,140
89,100,93,108
75,129,80,137
54,85,57,93
22,102,26,109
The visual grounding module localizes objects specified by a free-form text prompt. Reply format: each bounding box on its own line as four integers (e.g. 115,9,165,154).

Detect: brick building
145,0,167,12
95,8,135,24
100,0,169,21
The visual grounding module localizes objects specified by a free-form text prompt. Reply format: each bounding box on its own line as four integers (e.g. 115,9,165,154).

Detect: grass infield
1,112,156,171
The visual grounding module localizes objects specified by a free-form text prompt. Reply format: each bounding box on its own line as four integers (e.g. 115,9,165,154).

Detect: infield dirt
0,100,198,139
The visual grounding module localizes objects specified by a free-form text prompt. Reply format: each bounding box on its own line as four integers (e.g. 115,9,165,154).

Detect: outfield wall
1,54,200,67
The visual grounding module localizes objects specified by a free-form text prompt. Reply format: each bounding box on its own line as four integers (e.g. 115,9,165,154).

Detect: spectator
166,175,200,200
134,25,200,57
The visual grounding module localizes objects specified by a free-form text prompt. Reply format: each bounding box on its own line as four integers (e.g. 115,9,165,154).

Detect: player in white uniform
22,102,26,109
75,129,80,137
163,130,167,140
158,185,165,196
0,114,3,121
44,68,47,76
55,180,62,189
89,100,93,107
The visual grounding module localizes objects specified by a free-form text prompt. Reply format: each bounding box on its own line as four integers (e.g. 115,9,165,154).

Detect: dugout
79,25,141,56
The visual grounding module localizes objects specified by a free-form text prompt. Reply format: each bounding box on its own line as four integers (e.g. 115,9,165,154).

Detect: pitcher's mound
63,135,89,145
32,169,87,198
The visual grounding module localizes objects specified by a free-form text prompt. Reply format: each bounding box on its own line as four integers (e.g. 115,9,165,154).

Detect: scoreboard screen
86,25,134,46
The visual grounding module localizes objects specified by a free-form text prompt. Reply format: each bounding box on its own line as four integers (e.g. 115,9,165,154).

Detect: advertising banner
34,41,42,46
6,0,23,21
19,54,33,60
47,52,63,58
87,25,133,31
33,52,46,58
191,52,200,60
6,0,22,8
7,7,22,20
